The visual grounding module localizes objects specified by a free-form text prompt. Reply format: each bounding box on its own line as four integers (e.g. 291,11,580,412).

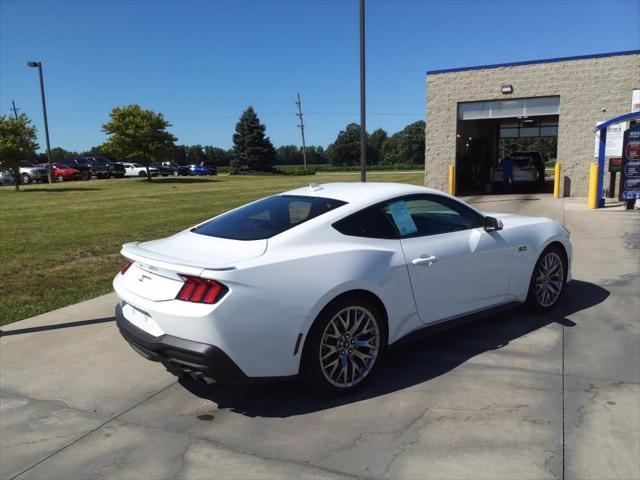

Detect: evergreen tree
231,107,276,173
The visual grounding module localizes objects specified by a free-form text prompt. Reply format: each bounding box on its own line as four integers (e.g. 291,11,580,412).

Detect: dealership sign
619,125,640,201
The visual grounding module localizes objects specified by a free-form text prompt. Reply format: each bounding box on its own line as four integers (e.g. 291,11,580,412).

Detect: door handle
412,255,438,266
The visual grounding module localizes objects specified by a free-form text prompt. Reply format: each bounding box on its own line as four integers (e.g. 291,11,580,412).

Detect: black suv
83,157,125,179
59,158,93,181
150,162,181,177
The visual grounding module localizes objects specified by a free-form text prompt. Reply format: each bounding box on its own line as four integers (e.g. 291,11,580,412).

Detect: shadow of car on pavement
181,279,609,418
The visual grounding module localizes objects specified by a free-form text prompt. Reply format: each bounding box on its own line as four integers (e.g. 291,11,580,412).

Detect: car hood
121,230,267,271
482,212,548,228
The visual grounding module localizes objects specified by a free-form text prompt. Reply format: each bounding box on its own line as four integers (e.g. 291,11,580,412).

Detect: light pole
359,0,366,182
27,61,53,183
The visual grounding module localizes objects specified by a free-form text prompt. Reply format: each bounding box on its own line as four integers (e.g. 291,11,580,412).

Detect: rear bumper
116,303,247,384
115,304,293,385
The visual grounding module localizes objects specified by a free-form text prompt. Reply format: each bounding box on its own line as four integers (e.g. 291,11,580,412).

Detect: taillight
120,261,133,275
176,275,228,304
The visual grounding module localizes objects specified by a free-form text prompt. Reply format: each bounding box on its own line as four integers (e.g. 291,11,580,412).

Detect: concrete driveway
1,195,638,480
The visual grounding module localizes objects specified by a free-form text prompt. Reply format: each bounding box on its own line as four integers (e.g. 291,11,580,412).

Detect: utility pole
27,61,53,184
11,100,20,120
295,93,308,171
359,0,367,182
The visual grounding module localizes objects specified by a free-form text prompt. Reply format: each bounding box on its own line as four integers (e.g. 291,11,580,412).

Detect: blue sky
1,0,639,152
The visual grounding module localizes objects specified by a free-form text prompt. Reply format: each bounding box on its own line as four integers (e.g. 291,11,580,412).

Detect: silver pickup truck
19,161,49,184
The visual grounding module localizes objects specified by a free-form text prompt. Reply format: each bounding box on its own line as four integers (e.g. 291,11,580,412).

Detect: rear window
193,195,346,240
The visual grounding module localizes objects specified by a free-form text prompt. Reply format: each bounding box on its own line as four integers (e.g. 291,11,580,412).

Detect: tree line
1,104,425,188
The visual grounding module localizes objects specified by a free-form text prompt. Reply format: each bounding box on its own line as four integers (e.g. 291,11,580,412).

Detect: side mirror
484,216,503,232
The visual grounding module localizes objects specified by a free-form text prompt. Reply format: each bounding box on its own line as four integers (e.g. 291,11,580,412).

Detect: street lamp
27,61,53,183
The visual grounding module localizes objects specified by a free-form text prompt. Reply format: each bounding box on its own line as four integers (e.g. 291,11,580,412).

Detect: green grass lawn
0,171,423,326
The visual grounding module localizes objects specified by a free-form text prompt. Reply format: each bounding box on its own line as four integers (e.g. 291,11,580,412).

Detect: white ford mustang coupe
114,182,571,394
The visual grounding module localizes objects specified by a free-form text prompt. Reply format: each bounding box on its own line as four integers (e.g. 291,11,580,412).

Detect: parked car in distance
121,162,159,177
492,155,540,189
200,161,218,175
60,158,93,181
182,164,215,176
38,163,79,182
81,157,116,179
19,161,49,184
0,170,15,186
114,182,572,395
150,162,180,177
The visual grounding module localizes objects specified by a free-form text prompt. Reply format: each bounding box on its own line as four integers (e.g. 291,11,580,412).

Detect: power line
10,100,20,120
295,93,308,171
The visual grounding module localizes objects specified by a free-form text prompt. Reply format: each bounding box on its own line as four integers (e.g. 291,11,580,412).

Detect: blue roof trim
596,111,640,131
426,50,640,75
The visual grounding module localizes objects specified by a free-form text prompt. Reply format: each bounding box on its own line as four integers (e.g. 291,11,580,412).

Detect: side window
333,207,398,239
384,195,482,237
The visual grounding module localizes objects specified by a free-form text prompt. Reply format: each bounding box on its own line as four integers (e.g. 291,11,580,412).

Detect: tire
21,173,31,184
79,171,91,181
302,295,386,395
172,170,179,177
56,175,64,182
138,171,147,177
526,245,567,312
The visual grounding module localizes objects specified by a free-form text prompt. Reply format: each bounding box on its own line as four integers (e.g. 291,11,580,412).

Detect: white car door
383,194,514,325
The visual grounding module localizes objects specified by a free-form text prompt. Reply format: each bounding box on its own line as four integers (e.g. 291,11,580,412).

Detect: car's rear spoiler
121,242,237,275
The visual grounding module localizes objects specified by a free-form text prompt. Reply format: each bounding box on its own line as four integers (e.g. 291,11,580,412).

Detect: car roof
282,182,444,207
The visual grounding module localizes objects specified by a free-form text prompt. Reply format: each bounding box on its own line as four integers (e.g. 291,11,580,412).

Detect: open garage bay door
456,96,559,194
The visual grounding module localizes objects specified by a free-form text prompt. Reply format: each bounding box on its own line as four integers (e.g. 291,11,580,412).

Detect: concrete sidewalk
1,195,638,480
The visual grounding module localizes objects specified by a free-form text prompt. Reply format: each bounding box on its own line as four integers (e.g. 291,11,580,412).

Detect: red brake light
120,261,133,275
177,276,227,304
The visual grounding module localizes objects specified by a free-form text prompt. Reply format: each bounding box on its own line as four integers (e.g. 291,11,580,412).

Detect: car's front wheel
302,295,385,395
527,245,567,311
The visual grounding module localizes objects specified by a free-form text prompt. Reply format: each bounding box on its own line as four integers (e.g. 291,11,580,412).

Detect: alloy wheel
535,251,564,307
319,306,380,388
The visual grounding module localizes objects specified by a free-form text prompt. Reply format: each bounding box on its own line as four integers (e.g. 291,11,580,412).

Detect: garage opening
455,96,559,195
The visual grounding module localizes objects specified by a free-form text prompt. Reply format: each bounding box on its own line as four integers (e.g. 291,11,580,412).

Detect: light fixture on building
501,85,513,94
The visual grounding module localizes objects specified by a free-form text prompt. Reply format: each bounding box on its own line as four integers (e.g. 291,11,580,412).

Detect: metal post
596,128,606,208
359,0,366,182
37,64,53,183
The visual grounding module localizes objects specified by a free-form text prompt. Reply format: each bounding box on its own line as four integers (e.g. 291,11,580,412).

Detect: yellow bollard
588,163,599,209
448,165,455,196
553,163,561,198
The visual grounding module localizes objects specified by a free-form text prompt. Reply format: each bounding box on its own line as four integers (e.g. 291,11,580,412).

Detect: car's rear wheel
172,170,179,176
302,296,385,395
79,171,90,181
527,245,567,311
56,175,64,182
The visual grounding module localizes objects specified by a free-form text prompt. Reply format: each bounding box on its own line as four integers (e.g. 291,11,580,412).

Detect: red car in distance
38,163,80,182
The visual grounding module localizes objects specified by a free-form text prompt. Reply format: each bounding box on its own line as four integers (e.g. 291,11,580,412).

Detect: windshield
193,195,347,240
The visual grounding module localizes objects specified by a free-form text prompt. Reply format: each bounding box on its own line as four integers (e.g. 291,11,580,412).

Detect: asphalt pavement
1,194,638,480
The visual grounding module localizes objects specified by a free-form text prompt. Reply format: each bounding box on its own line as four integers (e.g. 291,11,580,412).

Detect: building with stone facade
424,50,640,197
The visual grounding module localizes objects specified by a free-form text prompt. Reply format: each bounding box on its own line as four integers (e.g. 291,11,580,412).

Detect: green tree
0,114,39,191
186,144,206,164
398,121,425,164
172,145,188,164
368,128,388,165
382,121,425,165
204,146,230,167
82,145,117,161
231,107,276,173
276,145,303,165
50,147,80,162
327,123,372,166
102,105,177,180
